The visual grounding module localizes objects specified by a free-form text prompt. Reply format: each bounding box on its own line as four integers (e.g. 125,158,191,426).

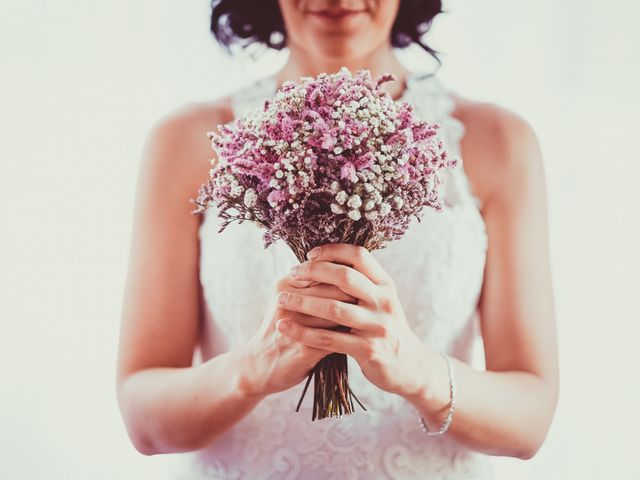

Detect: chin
310,35,370,59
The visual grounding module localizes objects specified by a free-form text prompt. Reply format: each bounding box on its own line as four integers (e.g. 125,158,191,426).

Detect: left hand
276,243,431,398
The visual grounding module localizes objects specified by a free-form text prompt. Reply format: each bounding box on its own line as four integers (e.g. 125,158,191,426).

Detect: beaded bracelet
418,351,456,436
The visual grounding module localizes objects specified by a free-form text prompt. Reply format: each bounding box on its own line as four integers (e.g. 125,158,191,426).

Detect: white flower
364,211,378,221
331,203,345,214
243,188,258,208
230,183,244,198
347,194,362,209
275,170,284,179
335,191,348,205
380,202,392,216
348,209,361,221
392,196,404,209
364,200,375,211
333,146,343,155
330,181,340,194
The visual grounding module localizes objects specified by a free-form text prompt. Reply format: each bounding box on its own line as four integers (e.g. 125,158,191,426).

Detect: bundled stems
295,340,367,420
289,246,367,420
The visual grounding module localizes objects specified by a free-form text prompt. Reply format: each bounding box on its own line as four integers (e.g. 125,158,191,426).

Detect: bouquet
191,67,459,420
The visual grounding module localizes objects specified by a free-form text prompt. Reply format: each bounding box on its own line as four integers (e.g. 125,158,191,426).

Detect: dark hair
211,0,444,67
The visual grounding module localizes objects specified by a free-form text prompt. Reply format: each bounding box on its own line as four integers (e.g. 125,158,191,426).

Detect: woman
116,0,559,478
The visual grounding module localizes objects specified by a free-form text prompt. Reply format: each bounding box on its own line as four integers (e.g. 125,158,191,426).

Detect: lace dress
169,71,495,479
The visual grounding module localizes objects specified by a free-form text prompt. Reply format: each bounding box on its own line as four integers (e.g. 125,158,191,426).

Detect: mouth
308,8,365,20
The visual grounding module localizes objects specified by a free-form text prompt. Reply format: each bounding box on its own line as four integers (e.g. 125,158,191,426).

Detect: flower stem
295,350,367,420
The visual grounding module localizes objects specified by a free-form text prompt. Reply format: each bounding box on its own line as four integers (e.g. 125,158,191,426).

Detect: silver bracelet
418,351,456,436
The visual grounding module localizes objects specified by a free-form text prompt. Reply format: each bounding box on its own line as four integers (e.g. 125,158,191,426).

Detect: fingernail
278,292,289,305
290,265,300,277
307,247,320,260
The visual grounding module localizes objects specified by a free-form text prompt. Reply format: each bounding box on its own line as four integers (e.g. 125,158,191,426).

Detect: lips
309,8,364,20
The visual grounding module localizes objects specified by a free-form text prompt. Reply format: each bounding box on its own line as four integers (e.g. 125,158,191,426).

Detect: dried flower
191,67,458,259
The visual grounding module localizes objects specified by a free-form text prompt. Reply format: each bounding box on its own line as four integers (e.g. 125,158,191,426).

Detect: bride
116,1,559,478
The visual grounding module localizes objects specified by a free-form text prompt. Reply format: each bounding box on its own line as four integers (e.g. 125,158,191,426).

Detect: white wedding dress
169,71,495,479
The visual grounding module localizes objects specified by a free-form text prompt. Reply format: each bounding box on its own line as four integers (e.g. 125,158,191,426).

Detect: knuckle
361,343,378,364
303,261,314,276
339,267,352,286
375,320,390,337
328,301,342,319
317,332,334,347
379,295,394,314
290,293,303,307
355,245,368,262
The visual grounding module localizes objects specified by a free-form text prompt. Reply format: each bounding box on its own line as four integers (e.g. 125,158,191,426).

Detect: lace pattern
171,71,494,479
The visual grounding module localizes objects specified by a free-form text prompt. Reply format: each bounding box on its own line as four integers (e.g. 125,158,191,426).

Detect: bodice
170,70,495,479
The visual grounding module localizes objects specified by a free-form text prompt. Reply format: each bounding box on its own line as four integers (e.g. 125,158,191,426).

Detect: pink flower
354,152,375,170
340,162,358,183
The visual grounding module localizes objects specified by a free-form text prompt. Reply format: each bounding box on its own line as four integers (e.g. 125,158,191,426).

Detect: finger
292,283,358,304
306,243,392,285
291,260,377,305
279,311,341,330
278,291,376,332
278,275,315,290
276,318,368,358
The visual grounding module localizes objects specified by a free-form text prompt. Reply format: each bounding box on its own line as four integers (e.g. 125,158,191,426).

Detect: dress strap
402,73,483,210
229,75,277,119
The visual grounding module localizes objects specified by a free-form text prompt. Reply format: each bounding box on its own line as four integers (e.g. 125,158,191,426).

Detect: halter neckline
258,69,438,104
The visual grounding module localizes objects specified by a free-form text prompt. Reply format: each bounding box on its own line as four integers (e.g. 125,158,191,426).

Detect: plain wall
1,0,638,478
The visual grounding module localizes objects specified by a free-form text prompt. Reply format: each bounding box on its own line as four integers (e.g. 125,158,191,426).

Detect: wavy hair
210,0,444,66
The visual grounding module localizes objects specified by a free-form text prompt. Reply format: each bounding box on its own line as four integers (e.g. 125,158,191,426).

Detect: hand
238,269,358,398
275,243,432,398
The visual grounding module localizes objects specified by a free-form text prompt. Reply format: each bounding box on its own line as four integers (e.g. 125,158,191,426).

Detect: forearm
117,345,265,455
403,349,558,459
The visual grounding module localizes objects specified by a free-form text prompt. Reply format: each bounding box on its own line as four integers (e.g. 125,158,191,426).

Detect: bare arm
404,106,560,460
116,102,357,455
116,104,266,456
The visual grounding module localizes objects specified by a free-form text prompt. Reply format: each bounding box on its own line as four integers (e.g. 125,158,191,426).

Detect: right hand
238,269,358,398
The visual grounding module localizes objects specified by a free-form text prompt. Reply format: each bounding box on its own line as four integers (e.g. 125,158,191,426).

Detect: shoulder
143,97,234,166
137,97,235,211
450,93,545,210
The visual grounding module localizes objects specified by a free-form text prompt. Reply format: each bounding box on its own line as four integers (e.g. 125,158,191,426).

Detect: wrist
403,348,451,415
232,341,268,400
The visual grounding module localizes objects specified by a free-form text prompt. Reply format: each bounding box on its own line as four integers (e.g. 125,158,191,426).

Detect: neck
274,43,412,101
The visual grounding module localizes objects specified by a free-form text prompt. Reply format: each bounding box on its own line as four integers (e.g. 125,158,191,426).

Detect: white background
1,0,639,479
